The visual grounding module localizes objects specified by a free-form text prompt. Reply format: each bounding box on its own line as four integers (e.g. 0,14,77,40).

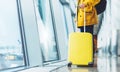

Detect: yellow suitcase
67,8,94,66
68,32,93,66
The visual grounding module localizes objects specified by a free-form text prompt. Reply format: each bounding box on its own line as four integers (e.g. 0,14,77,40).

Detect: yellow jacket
77,0,100,27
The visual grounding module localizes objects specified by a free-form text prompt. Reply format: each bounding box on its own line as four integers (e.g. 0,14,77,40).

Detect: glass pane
0,0,25,70
34,0,59,62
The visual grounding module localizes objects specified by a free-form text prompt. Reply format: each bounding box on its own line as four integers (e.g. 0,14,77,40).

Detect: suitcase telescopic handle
83,9,86,32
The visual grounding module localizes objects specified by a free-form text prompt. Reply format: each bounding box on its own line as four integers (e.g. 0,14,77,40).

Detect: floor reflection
97,56,117,72
71,68,89,72
68,66,97,72
67,56,118,72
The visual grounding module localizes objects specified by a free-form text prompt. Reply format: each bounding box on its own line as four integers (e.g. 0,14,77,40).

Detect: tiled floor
18,55,120,72
51,56,120,72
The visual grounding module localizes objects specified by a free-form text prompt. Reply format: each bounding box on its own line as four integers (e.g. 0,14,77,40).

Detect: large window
34,0,59,62
0,0,25,70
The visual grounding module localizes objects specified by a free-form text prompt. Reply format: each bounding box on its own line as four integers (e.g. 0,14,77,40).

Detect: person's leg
79,25,95,65
79,25,94,34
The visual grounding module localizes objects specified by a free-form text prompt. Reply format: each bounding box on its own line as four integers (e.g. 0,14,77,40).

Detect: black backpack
95,0,107,15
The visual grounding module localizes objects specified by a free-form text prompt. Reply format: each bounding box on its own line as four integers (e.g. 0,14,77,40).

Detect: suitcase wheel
88,62,94,67
67,62,72,67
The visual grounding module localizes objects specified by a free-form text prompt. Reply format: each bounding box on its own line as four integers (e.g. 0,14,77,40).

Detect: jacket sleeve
81,0,100,12
83,0,100,7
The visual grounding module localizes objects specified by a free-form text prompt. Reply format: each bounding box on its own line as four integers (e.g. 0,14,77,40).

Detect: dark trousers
79,25,93,34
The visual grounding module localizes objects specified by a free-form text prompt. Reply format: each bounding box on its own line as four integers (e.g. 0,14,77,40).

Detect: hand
78,4,85,9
